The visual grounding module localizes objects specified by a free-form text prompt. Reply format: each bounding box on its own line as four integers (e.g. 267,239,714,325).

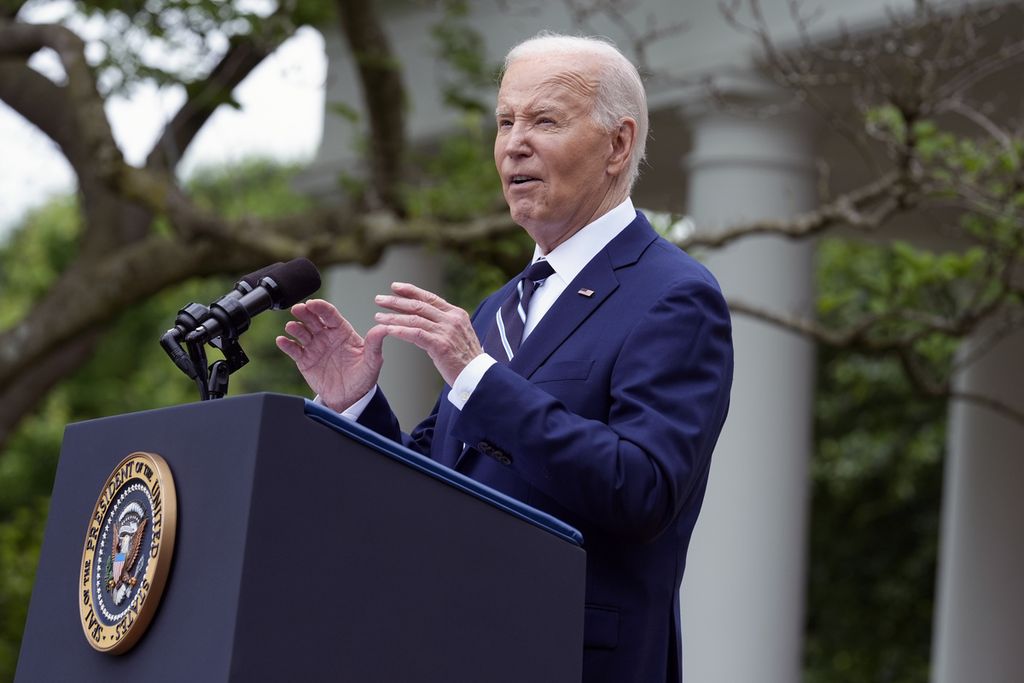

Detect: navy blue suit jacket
359,211,733,682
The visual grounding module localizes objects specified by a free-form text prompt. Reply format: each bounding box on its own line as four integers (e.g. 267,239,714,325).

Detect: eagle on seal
107,505,148,596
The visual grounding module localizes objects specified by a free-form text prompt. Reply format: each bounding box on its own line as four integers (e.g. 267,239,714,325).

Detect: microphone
159,262,286,377
230,261,286,297
185,257,321,345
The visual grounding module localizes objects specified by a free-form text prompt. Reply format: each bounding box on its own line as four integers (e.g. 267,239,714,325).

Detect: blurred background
2,1,1022,681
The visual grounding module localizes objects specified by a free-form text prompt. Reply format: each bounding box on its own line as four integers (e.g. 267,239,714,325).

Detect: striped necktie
483,259,556,362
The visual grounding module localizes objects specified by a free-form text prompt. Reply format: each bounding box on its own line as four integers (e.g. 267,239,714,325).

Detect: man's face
494,54,628,252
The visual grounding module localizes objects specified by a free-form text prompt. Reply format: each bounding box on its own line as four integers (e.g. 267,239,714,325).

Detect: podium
17,393,585,681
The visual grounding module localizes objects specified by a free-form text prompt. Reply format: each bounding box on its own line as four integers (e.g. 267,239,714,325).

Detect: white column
680,103,818,682
932,325,1024,683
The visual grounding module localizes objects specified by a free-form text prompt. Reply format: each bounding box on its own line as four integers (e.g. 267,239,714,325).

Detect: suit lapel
509,255,618,379
510,212,658,380
455,213,658,470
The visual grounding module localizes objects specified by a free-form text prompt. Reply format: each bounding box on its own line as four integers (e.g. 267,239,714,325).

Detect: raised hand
373,282,483,386
275,299,386,412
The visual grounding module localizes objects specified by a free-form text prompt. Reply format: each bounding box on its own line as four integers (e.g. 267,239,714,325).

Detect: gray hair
502,32,649,190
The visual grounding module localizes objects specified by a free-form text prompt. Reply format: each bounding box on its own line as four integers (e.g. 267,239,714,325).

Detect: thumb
364,324,388,368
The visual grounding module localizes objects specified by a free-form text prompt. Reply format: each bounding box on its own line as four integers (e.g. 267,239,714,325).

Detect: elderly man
277,33,733,683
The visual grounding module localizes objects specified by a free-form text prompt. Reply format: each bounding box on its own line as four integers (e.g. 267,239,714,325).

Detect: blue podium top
304,399,583,547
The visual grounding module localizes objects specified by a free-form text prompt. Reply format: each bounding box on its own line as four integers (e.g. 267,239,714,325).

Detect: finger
289,301,325,330
303,299,348,329
275,335,304,361
374,293,447,323
364,324,388,365
290,299,340,332
389,282,456,312
283,320,313,345
378,322,433,351
373,311,438,330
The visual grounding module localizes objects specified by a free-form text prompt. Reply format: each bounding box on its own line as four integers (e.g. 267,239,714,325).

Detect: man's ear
606,118,638,176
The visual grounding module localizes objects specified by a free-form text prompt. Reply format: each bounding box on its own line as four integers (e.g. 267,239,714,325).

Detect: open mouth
510,175,539,185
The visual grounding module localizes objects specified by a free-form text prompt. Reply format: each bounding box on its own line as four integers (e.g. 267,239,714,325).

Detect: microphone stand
182,334,250,401
164,304,251,402
205,336,249,400
185,336,210,401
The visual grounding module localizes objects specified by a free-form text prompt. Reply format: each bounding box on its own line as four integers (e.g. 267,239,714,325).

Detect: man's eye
538,118,556,125
498,119,513,128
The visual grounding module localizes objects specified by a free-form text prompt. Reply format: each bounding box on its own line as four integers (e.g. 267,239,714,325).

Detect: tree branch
948,389,1024,426
729,297,1024,426
336,0,407,212
0,20,121,180
0,59,78,161
0,21,123,173
0,332,102,453
145,21,296,173
0,201,520,394
680,170,909,249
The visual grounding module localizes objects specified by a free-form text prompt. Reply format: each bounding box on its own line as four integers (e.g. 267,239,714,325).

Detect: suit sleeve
356,388,440,456
450,276,733,541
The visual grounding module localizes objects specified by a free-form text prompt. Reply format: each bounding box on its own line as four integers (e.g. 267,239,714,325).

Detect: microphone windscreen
238,262,284,289
269,257,322,308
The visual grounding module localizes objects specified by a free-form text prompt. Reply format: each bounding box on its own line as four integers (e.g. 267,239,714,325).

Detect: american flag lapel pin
577,288,595,297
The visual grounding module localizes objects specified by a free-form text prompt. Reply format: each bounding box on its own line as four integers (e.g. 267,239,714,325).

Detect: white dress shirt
447,197,636,409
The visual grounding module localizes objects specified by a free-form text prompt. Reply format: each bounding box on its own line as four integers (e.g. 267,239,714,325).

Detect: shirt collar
531,197,635,284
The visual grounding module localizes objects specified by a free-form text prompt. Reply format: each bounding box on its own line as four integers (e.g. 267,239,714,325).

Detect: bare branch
146,35,287,173
726,299,876,349
948,389,1024,425
935,98,1015,151
680,171,908,249
562,0,689,75
729,298,1024,426
336,0,407,213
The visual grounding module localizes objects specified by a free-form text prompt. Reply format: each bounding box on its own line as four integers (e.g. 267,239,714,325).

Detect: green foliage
0,497,48,678
866,104,908,144
806,346,944,683
0,197,79,328
803,109,1024,679
187,157,315,218
430,0,501,114
405,112,503,222
816,238,978,388
327,100,361,125
806,238,949,683
0,159,315,679
73,0,268,92
443,228,533,312
404,0,503,220
60,0,335,94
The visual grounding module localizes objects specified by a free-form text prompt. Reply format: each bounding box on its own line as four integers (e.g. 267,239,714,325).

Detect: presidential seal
79,451,177,654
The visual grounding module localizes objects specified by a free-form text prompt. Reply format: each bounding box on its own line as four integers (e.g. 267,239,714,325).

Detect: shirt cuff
314,385,378,420
447,354,497,410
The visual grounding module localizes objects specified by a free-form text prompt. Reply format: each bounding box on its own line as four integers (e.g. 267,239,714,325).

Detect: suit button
476,441,511,465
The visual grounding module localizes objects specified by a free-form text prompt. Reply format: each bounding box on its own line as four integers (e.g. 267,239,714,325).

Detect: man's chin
508,204,532,228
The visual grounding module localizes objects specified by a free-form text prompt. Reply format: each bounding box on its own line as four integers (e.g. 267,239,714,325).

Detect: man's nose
503,123,532,156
